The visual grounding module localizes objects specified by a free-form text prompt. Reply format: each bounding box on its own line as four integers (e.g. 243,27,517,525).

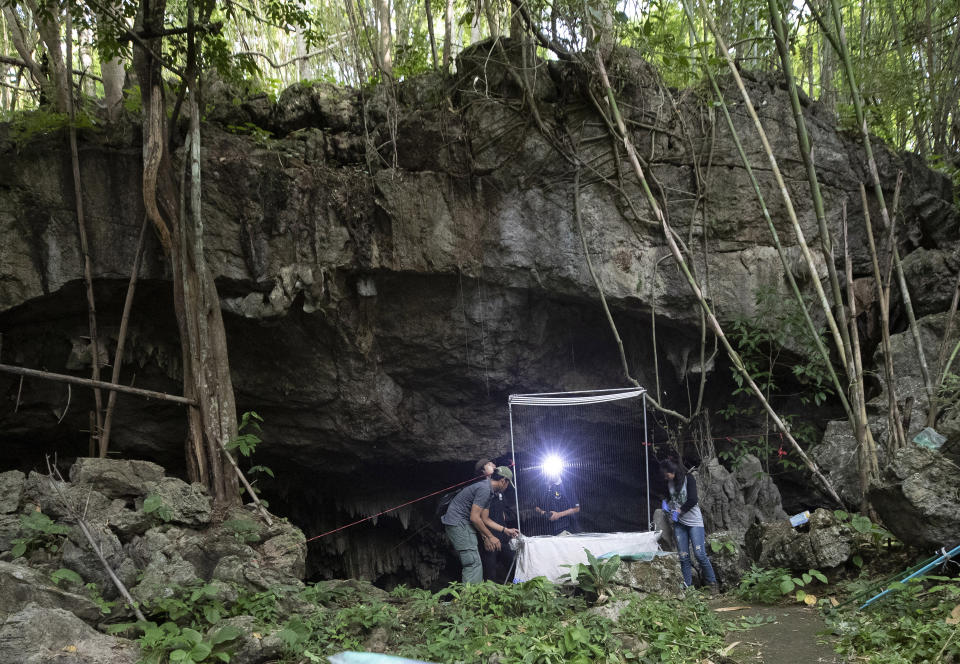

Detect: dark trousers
479,533,515,583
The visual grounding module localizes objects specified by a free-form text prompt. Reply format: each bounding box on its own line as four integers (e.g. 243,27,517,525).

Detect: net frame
507,387,651,537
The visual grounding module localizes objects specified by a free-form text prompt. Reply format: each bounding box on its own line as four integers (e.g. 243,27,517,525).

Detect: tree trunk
443,0,453,73
28,0,69,111
425,0,438,70
376,0,392,75
133,0,239,507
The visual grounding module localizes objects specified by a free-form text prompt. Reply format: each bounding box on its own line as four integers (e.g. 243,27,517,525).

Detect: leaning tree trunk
133,0,239,506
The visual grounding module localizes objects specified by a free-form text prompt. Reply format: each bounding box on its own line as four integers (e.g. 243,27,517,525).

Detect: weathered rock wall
0,43,957,582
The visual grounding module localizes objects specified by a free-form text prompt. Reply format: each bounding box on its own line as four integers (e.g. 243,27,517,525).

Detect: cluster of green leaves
143,494,174,522
736,564,827,604
226,412,274,504
50,568,117,615
11,510,70,558
130,620,241,664
560,549,622,601
825,575,960,663
111,580,287,663
718,285,832,472
709,538,737,556
832,510,897,565
616,592,728,661
7,110,97,146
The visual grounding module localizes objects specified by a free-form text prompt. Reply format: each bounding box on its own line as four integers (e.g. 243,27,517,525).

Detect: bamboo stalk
842,202,878,508
767,0,853,358
698,8,850,375
573,167,690,424
678,0,853,421
860,183,906,451
591,46,843,507
825,0,935,406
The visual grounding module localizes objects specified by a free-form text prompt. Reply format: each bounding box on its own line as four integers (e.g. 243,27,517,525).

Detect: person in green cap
441,466,519,583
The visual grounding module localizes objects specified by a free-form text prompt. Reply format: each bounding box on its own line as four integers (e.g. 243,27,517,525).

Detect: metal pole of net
507,387,651,538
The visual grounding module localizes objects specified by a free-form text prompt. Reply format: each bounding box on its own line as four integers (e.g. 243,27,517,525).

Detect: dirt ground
711,598,844,664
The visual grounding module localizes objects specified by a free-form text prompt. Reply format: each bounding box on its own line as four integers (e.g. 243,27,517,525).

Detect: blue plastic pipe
860,543,960,609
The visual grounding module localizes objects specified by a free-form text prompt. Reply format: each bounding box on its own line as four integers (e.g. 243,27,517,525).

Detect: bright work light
541,454,565,478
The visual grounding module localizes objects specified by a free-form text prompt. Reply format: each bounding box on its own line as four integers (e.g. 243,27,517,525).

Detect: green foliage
616,592,727,661
719,285,832,472
143,494,174,522
50,567,84,586
227,411,264,457
736,565,827,604
560,549,622,600
825,575,960,663
11,510,70,559
135,620,241,664
8,110,96,147
710,538,737,556
222,518,260,544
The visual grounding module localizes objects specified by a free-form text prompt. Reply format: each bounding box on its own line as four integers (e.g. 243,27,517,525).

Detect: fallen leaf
804,594,817,605
945,605,960,625
720,641,741,656
252,632,262,640
62,645,77,653
830,597,839,607
713,606,752,612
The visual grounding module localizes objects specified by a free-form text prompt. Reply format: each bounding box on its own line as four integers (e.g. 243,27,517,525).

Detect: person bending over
441,466,519,583
661,458,718,594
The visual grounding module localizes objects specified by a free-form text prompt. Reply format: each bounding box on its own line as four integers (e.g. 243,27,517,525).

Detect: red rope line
304,472,489,543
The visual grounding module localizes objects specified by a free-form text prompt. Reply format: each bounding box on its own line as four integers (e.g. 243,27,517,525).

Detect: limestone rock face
69,458,165,499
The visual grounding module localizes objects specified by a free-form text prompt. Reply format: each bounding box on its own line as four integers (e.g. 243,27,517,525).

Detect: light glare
542,454,565,478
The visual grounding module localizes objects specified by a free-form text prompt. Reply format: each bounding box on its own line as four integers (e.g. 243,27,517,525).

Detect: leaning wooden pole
591,47,844,507
65,8,103,456
100,217,149,457
0,363,196,405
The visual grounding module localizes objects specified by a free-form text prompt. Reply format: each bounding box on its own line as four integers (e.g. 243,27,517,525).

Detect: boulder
706,530,751,589
0,604,139,664
0,560,101,623
140,477,212,526
697,455,788,533
869,445,960,549
612,554,685,597
745,508,854,571
0,470,25,513
61,524,138,599
0,513,19,551
207,615,285,664
69,458,166,499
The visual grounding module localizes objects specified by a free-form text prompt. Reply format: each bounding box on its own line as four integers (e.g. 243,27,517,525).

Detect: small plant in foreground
736,564,827,604
560,549,622,601
11,510,70,558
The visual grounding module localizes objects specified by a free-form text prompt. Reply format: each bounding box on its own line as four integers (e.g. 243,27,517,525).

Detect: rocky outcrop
745,508,869,571
0,47,956,584
869,446,960,549
0,605,139,664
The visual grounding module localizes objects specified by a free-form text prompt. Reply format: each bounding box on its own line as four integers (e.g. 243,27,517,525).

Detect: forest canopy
1,0,958,163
